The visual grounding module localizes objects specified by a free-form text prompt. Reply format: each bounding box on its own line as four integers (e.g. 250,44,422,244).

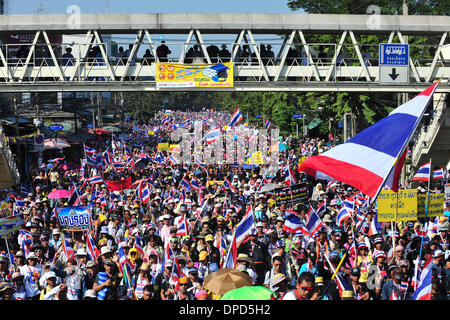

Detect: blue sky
7,0,295,15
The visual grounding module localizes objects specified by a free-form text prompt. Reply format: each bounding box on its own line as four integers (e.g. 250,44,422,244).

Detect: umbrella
102,125,121,132
203,268,253,296
269,143,289,152
59,162,80,171
89,128,111,135
221,286,276,300
241,164,259,170
132,158,149,172
259,183,280,193
47,189,71,199
44,138,71,150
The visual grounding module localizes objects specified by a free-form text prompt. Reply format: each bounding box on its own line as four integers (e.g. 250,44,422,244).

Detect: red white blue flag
229,107,244,128
299,81,439,198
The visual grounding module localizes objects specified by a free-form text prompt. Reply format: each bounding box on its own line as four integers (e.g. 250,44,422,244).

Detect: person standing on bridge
156,41,171,62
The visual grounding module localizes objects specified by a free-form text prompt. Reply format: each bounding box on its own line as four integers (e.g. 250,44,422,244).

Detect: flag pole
414,157,432,288
320,151,403,299
320,82,440,299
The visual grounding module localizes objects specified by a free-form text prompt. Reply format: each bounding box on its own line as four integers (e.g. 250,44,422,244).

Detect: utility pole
91,92,95,130
97,93,102,127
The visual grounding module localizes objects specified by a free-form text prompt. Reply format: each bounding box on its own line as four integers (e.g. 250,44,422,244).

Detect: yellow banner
158,143,169,151
206,180,224,187
156,62,234,88
377,189,418,222
417,193,445,218
245,151,264,165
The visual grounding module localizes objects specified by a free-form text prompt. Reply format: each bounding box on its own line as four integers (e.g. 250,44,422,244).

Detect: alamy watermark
169,121,281,173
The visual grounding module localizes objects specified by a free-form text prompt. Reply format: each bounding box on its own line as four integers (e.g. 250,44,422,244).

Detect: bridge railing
0,36,448,85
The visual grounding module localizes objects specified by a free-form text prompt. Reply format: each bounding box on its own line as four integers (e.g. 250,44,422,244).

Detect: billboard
156,62,234,88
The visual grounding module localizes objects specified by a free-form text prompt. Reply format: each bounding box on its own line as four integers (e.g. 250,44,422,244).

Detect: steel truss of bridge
0,13,449,92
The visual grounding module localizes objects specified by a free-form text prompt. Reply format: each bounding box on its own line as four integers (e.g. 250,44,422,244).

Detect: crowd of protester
0,109,448,301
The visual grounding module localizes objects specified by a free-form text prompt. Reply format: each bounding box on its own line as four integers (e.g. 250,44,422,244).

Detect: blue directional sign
292,114,303,119
48,124,64,131
379,44,409,66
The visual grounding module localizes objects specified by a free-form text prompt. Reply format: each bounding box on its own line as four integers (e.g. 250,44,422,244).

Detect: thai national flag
195,201,207,219
15,198,25,208
283,164,297,186
86,232,100,261
20,186,30,197
432,168,444,179
176,216,189,237
306,207,324,237
299,81,440,199
190,178,200,191
113,162,125,170
411,256,433,300
18,229,33,256
48,157,65,163
368,212,385,237
223,178,237,193
204,127,221,144
336,205,353,227
133,234,145,257
61,234,75,260
283,210,308,234
67,185,81,206
179,176,192,191
265,120,271,130
315,201,327,217
411,162,431,181
162,116,171,126
141,185,151,204
223,207,255,268
229,107,244,128
87,175,105,185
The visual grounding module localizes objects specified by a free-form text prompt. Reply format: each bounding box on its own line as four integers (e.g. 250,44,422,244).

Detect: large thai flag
265,120,271,130
411,255,433,300
18,229,33,257
306,207,324,237
283,210,308,234
229,107,244,128
133,234,145,257
299,82,439,198
204,126,221,144
411,162,431,181
67,185,81,207
190,178,200,191
141,185,151,204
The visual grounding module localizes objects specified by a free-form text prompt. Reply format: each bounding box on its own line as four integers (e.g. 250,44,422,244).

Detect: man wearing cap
431,249,446,293
93,258,123,300
238,229,270,285
203,234,221,265
381,267,405,300
155,259,174,300
11,272,28,300
107,214,125,243
20,252,42,300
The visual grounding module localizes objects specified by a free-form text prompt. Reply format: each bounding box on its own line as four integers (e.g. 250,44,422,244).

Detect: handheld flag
229,107,244,128
411,162,431,181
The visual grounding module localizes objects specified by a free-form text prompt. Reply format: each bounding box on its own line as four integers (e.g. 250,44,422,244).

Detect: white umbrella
44,138,71,150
